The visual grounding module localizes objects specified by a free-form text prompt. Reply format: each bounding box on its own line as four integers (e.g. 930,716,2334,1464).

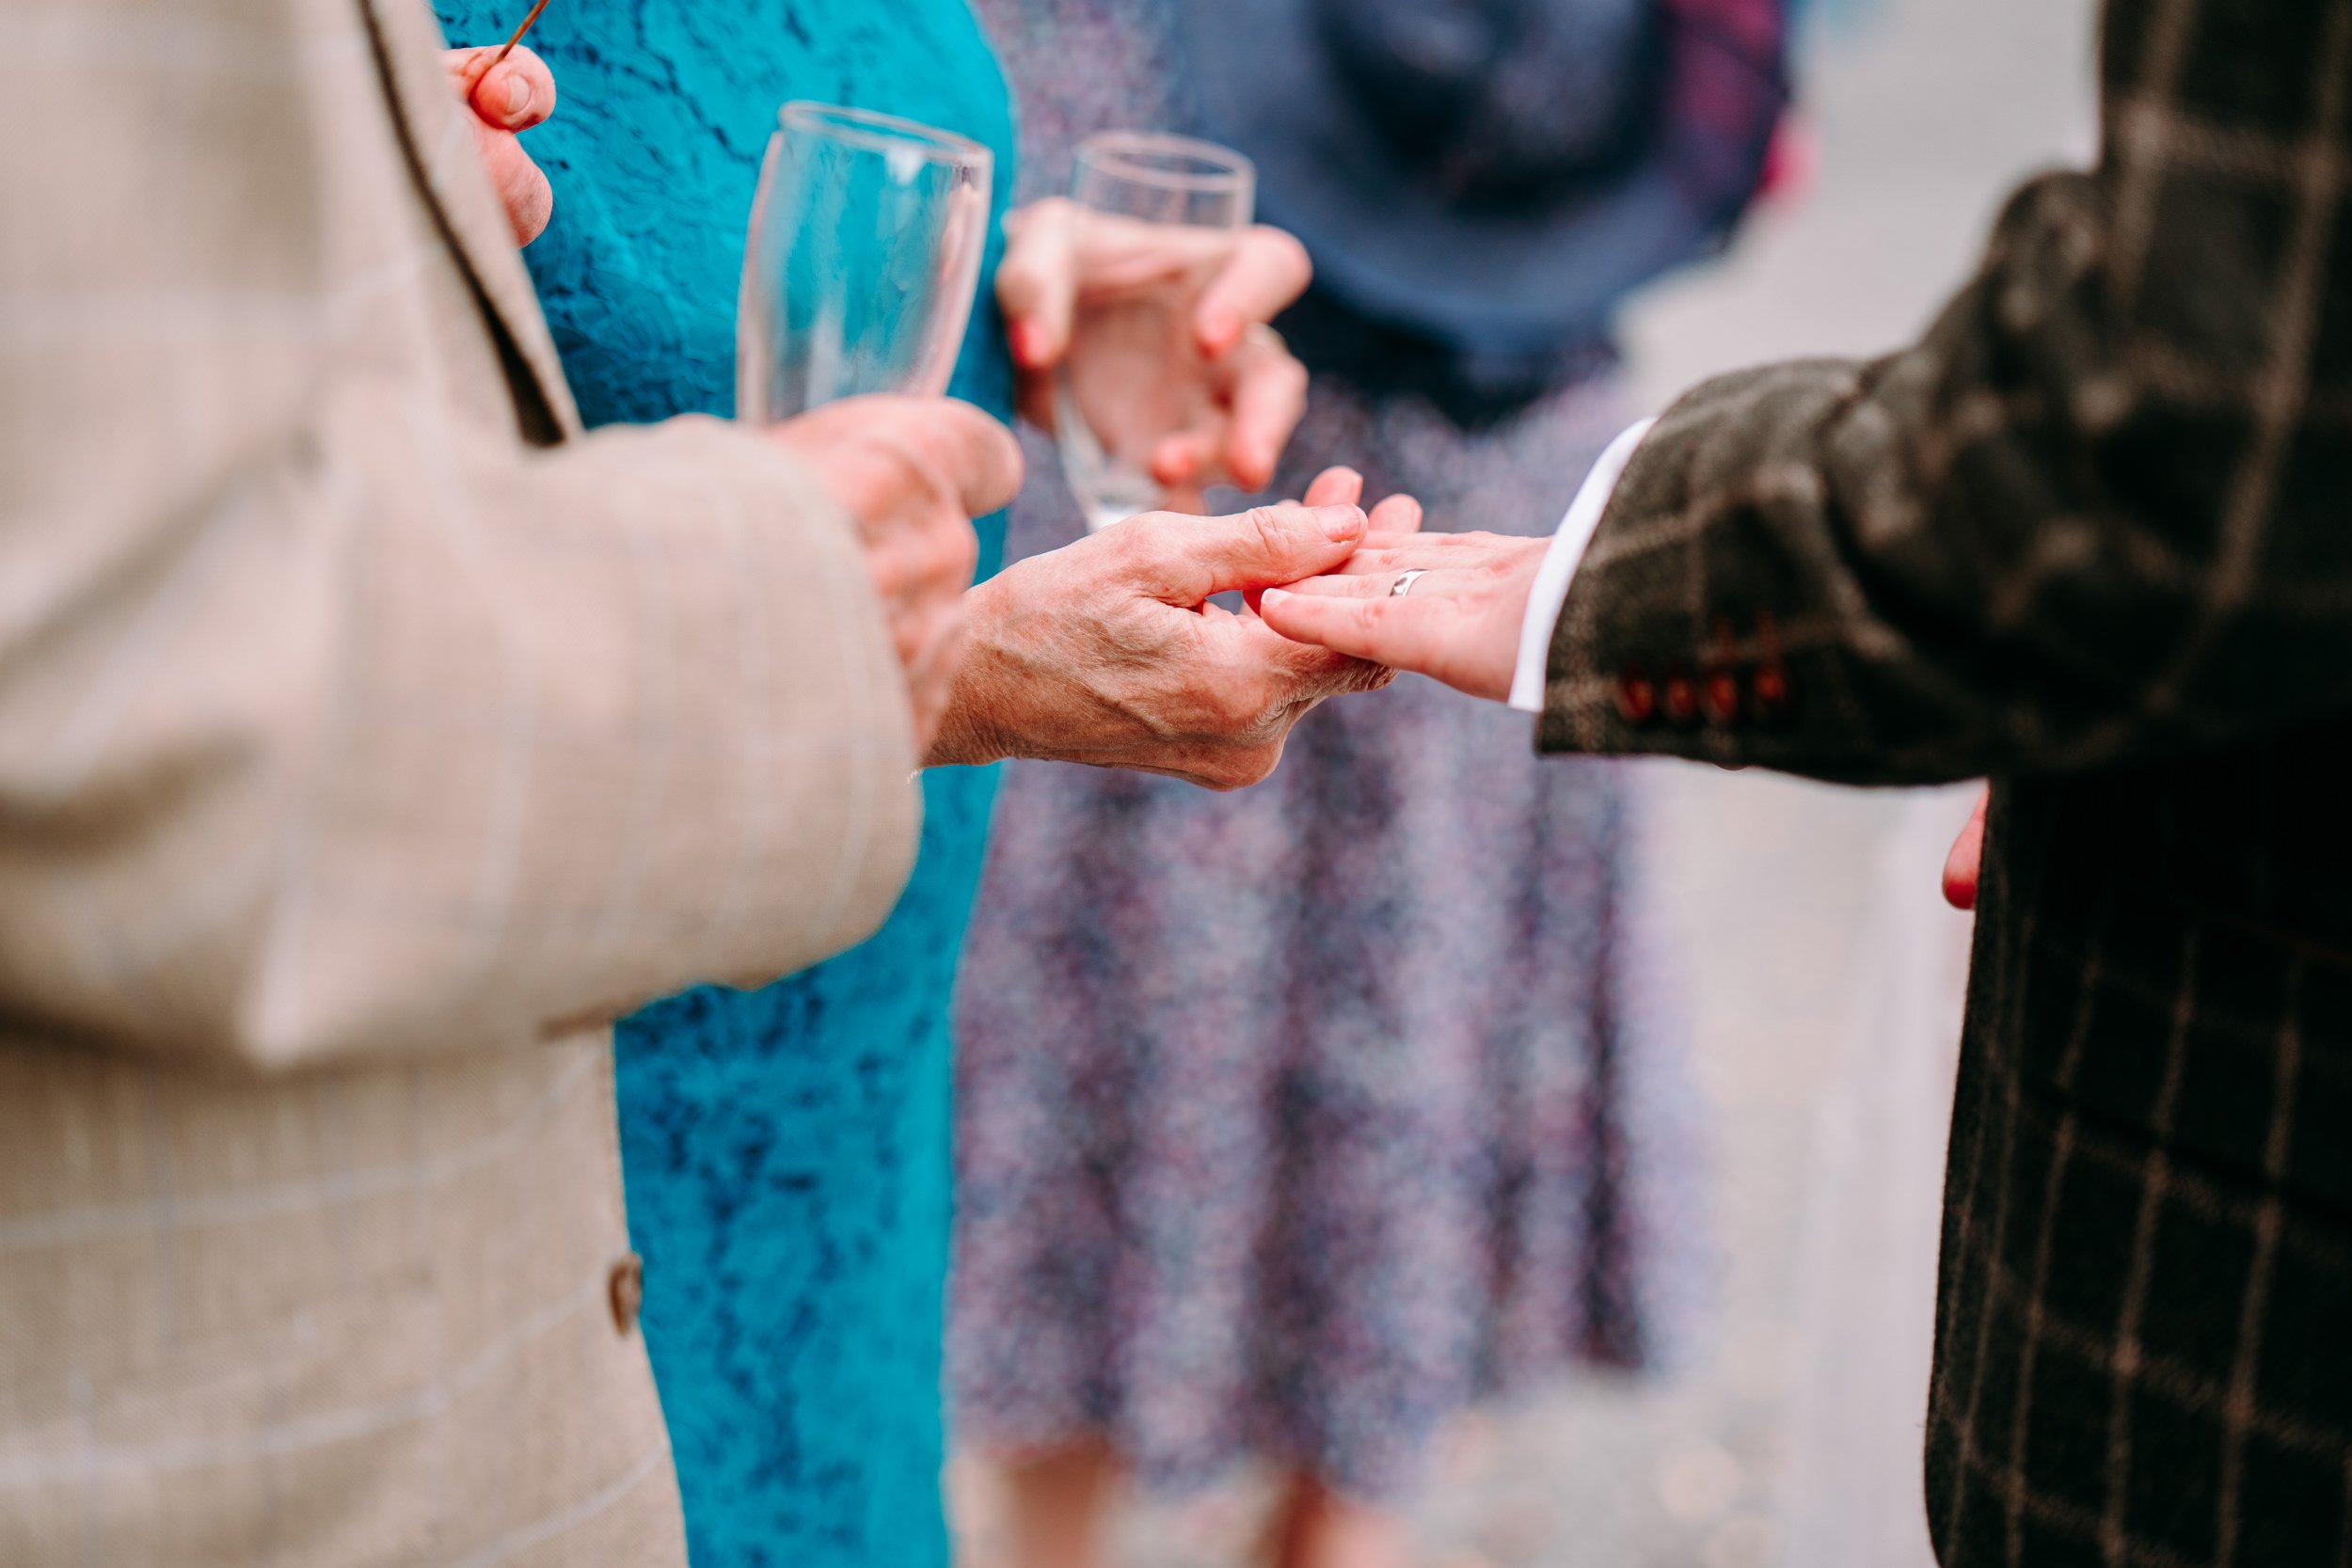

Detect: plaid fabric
0,0,920,1560
1542,0,2352,1562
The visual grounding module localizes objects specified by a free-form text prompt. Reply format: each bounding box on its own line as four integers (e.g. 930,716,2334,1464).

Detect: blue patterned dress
951,0,1708,1507
427,4,1014,1564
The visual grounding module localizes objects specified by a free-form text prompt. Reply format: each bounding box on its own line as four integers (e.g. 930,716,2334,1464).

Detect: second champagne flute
1054,132,1256,531
738,102,993,423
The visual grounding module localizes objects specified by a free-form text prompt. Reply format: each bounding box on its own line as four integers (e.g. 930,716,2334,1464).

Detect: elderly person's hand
929,467,1421,788
998,198,1313,504
445,45,557,245
772,397,1026,756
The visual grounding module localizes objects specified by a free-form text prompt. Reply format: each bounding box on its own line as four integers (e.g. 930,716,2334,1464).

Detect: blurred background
953,0,2097,1562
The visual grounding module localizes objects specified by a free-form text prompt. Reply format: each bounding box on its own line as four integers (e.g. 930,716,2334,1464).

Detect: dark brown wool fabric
1541,1,2352,1561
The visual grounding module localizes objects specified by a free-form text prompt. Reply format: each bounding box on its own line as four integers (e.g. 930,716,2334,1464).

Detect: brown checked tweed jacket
1542,1,2352,1564
0,0,923,1563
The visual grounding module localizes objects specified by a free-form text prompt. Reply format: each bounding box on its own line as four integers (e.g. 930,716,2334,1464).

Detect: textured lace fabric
425,3,1015,1565
952,0,1706,1509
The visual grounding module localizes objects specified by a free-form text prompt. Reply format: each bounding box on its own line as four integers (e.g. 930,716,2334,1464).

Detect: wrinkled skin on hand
930,467,1421,789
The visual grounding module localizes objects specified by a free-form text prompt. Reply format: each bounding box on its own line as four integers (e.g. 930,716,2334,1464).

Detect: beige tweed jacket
0,0,926,1562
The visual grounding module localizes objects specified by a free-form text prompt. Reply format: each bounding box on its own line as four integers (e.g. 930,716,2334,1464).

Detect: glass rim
1074,131,1254,196
776,101,993,170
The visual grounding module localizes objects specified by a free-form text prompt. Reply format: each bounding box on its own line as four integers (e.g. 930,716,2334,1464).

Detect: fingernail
1317,505,1362,541
503,70,532,118
1009,319,1049,368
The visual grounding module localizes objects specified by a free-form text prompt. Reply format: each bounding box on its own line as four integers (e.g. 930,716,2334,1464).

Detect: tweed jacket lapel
358,0,581,438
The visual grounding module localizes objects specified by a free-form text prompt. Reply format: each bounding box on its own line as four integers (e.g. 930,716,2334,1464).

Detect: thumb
1141,502,1364,604
471,46,555,133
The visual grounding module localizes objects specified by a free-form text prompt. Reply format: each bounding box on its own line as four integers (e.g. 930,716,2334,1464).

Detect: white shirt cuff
1507,417,1658,714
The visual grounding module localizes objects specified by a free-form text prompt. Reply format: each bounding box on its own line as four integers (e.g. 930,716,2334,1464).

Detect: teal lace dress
427,4,1015,1563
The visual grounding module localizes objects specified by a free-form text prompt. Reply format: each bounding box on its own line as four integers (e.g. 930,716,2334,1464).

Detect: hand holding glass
1053,132,1257,531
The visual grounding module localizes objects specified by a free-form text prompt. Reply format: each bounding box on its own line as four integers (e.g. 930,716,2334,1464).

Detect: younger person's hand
1259,530,1549,704
445,45,557,245
998,198,1313,505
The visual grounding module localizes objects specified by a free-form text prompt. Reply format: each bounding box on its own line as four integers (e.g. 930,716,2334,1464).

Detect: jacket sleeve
0,0,919,1070
1540,0,2352,785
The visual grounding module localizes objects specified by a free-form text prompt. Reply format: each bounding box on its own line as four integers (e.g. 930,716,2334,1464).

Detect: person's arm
1550,0,2352,782
1271,0,2352,786
0,0,942,1070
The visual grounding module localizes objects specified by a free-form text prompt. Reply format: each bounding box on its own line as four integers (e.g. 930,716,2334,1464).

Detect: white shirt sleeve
1507,417,1659,714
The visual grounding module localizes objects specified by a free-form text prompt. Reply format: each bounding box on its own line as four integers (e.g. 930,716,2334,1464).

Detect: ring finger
1271,565,1485,599
1311,545,1522,587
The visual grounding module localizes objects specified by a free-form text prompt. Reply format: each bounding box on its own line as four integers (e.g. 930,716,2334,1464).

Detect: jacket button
1702,668,1741,725
1661,671,1700,726
609,1253,645,1337
1753,663,1793,726
1613,669,1658,726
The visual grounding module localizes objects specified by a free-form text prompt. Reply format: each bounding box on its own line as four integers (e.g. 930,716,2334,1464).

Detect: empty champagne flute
738,102,993,423
1054,132,1256,531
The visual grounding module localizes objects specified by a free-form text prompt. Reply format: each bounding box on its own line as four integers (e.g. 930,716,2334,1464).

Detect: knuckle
1298,654,1367,702
822,460,884,525
993,241,1042,285
1238,685,1281,732
919,509,978,578
1202,679,1249,730
1121,522,1187,584
1205,666,1263,729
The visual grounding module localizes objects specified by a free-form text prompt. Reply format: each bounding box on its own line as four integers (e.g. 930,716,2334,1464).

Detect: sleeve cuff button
1613,670,1659,726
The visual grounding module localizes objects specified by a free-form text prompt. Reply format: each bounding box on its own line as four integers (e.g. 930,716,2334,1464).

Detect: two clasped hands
457,44,1981,863
805,202,1423,791
453,46,1438,787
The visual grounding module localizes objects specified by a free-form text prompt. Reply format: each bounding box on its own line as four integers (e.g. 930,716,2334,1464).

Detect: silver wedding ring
1391,568,1429,597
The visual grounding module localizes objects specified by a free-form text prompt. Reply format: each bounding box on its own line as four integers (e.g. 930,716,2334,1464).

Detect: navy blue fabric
1179,0,1788,379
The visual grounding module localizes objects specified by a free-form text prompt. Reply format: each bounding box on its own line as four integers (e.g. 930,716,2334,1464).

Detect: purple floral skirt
949,373,1708,1504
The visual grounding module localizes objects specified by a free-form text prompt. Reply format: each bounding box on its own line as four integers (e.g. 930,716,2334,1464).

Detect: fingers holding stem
450,43,555,131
